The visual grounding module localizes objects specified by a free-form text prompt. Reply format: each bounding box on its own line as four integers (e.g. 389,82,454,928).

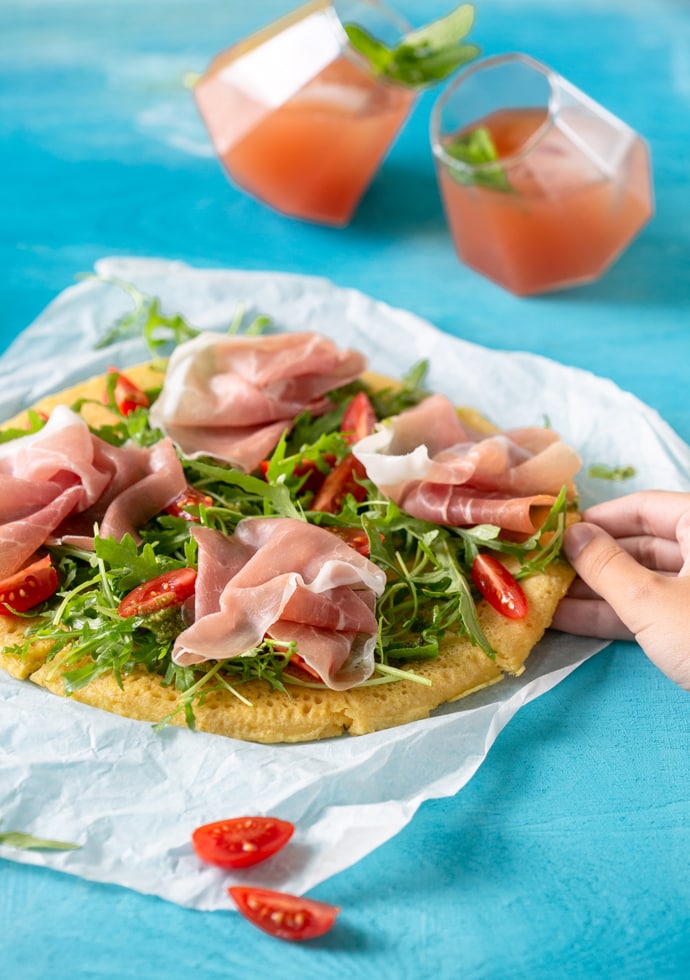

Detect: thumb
563,521,656,635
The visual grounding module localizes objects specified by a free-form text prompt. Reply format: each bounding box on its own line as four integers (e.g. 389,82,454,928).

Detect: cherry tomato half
311,455,368,514
341,391,377,446
0,555,59,615
326,525,371,556
118,568,197,618
229,886,340,942
285,653,323,682
105,368,150,416
164,485,214,522
471,554,528,620
192,816,294,870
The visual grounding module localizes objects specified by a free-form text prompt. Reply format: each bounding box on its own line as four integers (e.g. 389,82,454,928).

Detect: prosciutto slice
353,394,581,534
0,405,187,577
173,518,386,691
149,331,366,472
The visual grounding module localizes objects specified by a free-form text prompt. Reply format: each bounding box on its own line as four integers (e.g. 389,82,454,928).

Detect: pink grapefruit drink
194,1,415,226
432,55,654,296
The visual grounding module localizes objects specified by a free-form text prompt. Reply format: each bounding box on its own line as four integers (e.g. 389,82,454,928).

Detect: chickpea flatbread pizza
0,308,579,743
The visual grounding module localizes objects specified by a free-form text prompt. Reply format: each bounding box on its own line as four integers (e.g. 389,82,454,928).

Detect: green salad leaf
0,830,80,851
587,463,637,481
344,3,480,88
90,276,271,357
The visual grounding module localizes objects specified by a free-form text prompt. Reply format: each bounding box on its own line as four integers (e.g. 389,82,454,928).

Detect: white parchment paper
1,257,689,911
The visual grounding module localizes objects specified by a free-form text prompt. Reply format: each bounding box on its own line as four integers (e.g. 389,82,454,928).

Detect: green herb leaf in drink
443,126,512,191
344,3,480,88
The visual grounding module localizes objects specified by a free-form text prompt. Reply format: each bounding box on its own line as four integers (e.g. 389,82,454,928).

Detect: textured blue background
1,2,689,977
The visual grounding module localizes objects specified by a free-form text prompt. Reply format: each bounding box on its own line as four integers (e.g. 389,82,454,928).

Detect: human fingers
583,490,690,542
551,595,634,641
615,535,683,573
561,521,661,637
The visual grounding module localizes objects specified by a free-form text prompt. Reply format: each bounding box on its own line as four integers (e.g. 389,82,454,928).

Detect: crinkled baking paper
1,258,689,911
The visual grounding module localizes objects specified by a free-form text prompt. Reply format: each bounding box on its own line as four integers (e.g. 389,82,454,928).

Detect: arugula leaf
189,460,304,521
0,409,48,445
368,359,430,419
444,126,512,191
587,463,637,481
344,3,480,88
0,830,80,851
91,277,200,355
451,488,571,580
95,535,176,592
89,276,271,357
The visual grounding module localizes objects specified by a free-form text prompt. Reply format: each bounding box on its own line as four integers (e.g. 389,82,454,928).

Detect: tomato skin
471,554,528,620
0,555,59,615
326,525,371,556
164,485,214,522
192,817,294,870
311,455,367,513
118,568,197,618
105,368,149,416
229,886,340,942
285,652,324,682
309,393,375,512
341,391,377,446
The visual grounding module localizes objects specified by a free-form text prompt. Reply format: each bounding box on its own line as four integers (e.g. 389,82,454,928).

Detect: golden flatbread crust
0,365,576,743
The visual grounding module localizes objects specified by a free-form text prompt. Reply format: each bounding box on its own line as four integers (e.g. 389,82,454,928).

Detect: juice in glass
194,0,416,226
431,54,654,296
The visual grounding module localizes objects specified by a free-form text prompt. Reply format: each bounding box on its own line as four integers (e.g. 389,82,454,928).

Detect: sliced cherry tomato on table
471,554,528,620
118,568,197,618
163,485,214,522
311,455,368,513
193,816,294,870
0,555,59,615
341,391,377,445
104,368,150,416
229,886,340,942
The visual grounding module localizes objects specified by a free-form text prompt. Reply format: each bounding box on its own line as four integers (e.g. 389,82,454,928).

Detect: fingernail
564,522,597,562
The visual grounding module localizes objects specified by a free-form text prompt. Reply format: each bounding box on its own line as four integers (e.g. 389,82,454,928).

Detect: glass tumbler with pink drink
431,53,654,296
194,1,479,226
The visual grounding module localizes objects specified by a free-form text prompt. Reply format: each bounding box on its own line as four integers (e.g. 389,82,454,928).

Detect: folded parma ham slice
0,405,186,578
175,520,386,690
149,331,366,472
353,393,581,534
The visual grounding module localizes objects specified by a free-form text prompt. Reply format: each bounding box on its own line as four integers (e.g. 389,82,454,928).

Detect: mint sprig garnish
344,3,480,88
444,126,512,192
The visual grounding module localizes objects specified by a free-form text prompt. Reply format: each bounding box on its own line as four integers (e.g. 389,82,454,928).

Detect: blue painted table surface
1,1,689,977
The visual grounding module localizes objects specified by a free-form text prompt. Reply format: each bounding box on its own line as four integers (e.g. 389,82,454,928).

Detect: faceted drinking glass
194,0,416,226
430,53,654,296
